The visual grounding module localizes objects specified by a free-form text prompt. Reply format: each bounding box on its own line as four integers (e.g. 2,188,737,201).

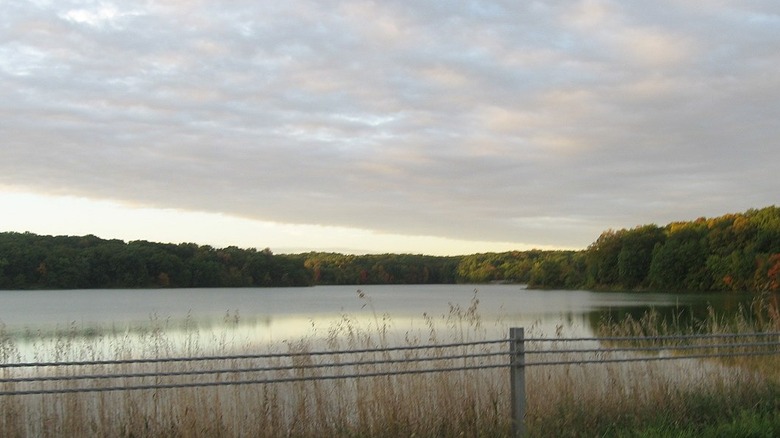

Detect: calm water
0,285,754,347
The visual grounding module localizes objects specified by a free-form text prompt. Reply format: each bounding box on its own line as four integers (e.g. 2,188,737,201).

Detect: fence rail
2,330,779,436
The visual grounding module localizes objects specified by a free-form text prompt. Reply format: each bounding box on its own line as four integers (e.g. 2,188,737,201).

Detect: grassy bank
1,297,779,437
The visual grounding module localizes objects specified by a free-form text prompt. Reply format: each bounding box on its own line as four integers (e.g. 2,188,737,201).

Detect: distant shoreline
0,206,778,292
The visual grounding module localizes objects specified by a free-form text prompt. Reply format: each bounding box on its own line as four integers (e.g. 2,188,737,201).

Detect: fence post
510,327,526,437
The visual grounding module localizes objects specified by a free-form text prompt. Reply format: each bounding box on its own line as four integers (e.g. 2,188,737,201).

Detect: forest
0,206,778,292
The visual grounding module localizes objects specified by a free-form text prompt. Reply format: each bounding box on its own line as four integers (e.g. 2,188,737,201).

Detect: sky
1,0,779,256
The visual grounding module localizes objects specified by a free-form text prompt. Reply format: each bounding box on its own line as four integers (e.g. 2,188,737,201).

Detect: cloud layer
2,0,779,249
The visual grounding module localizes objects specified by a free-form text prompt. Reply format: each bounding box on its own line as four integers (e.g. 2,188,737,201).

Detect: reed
0,293,778,437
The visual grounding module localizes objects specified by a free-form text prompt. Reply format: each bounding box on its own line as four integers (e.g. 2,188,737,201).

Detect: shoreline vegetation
1,295,779,436
0,205,778,292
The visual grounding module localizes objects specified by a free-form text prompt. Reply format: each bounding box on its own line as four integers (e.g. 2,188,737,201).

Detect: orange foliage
767,254,780,291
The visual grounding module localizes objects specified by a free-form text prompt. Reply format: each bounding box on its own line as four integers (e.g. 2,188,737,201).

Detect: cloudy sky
1,0,779,255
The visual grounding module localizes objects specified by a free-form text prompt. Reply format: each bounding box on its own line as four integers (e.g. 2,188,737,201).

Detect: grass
0,293,779,437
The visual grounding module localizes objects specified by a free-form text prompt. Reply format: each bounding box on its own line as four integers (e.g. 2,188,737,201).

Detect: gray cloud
2,0,779,249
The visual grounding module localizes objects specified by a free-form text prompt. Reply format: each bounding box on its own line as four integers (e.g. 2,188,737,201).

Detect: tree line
584,206,780,292
0,234,311,289
1,206,778,292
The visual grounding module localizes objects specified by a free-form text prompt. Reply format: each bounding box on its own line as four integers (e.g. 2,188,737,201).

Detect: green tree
616,225,665,289
585,230,625,287
648,222,708,290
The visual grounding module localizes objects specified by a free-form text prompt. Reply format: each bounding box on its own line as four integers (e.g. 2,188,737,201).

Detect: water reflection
0,285,765,361
585,292,771,338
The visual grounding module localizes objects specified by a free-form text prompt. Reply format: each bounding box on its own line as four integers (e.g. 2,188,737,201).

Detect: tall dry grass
531,292,780,437
0,296,512,437
0,292,778,437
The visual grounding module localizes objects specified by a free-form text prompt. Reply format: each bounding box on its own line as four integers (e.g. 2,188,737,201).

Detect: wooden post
510,327,526,437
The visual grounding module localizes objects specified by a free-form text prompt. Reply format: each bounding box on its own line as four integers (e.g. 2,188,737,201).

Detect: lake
0,285,755,353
